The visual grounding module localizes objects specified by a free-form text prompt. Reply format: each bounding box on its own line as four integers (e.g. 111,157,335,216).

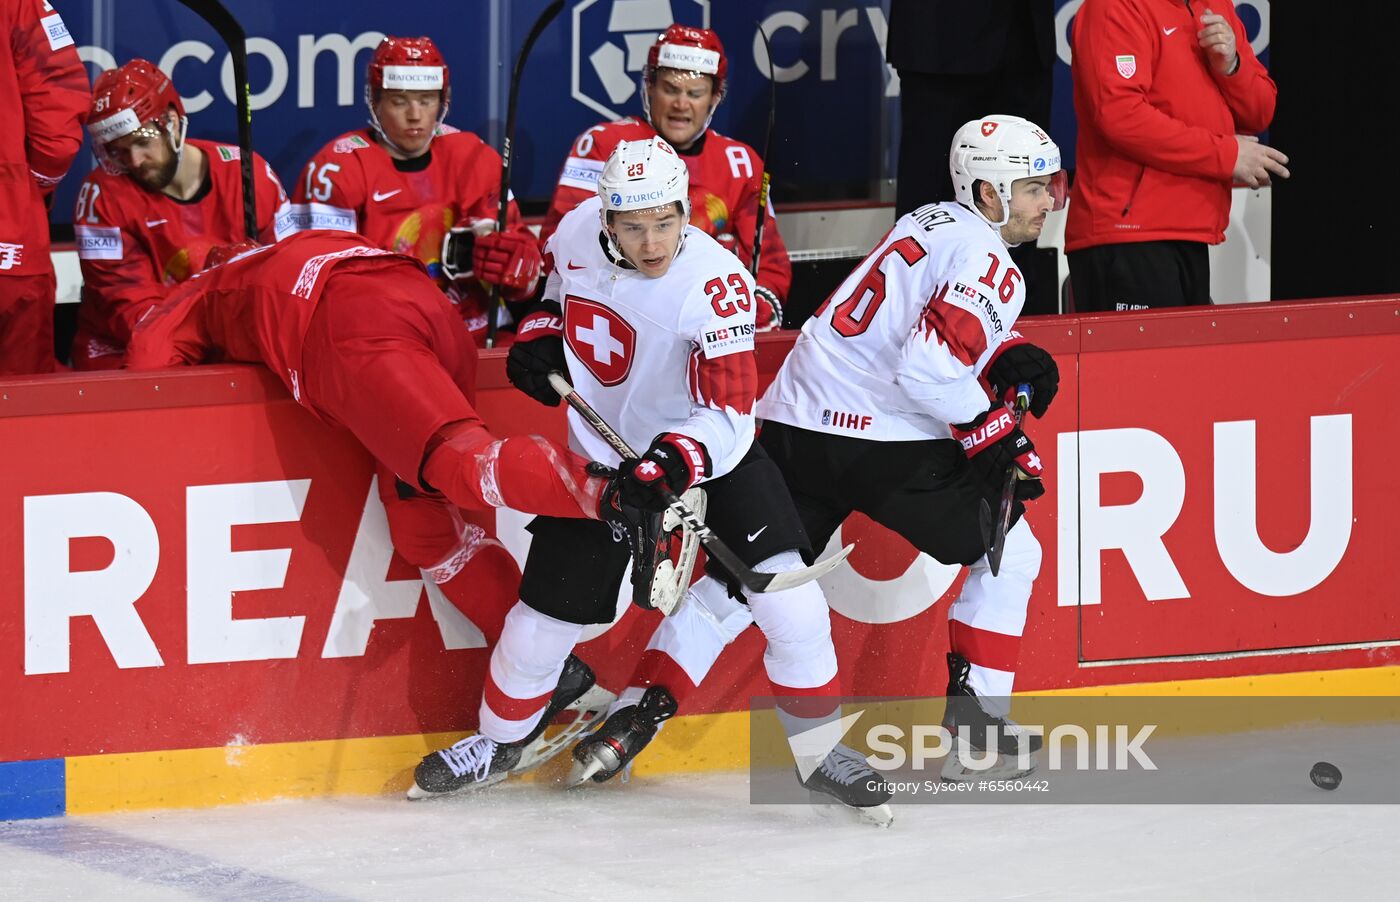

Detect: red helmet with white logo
365,35,451,149
644,24,728,99
641,25,727,141
86,59,188,174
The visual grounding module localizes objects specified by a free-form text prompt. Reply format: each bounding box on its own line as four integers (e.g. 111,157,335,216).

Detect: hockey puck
1309,761,1342,791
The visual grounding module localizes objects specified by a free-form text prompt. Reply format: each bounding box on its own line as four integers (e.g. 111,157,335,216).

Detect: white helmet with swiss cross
950,115,1066,228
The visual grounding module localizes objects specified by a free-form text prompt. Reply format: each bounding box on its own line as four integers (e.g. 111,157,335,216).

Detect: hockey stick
981,383,1032,577
750,21,777,282
548,372,853,594
175,0,256,240
486,0,565,348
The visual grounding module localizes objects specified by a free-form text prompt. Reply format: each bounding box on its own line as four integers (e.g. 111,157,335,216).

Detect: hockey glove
950,408,1045,501
473,230,543,299
617,433,711,512
985,335,1058,418
754,285,784,332
505,301,567,406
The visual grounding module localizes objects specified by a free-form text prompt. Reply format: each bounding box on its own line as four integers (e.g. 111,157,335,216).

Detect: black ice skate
409,654,604,799
940,652,1041,782
800,743,895,828
568,685,678,785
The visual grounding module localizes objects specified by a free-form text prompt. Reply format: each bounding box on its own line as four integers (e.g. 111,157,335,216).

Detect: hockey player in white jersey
411,136,891,819
601,115,1065,781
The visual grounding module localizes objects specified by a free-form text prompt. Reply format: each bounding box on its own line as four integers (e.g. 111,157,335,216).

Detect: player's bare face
610,205,684,277
1001,176,1058,245
110,130,178,191
647,70,716,150
375,90,441,158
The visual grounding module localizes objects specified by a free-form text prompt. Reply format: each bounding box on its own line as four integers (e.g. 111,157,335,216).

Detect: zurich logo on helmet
1033,157,1046,172
610,193,623,206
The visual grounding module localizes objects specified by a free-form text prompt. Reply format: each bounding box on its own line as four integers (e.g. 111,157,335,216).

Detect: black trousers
1067,241,1212,312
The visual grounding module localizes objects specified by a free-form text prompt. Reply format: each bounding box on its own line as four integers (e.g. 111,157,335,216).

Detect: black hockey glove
617,433,712,512
505,301,567,406
950,408,1045,501
986,336,1058,418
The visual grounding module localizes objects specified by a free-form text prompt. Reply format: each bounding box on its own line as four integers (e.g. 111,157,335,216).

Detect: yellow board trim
62,665,1400,814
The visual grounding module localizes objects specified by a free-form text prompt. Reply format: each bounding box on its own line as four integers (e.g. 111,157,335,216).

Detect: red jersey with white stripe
71,139,294,366
759,202,1023,441
543,117,790,304
125,230,410,414
0,0,88,277
545,195,758,477
292,126,531,338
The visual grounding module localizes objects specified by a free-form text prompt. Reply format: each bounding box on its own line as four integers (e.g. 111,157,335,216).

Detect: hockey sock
618,575,755,710
948,518,1042,715
478,602,585,743
422,420,605,519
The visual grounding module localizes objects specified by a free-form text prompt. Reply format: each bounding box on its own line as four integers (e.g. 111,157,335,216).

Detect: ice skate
409,654,604,798
567,685,678,786
800,743,895,828
940,652,1041,782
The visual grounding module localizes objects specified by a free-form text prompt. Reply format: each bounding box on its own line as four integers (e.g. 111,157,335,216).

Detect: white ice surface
1,770,1394,902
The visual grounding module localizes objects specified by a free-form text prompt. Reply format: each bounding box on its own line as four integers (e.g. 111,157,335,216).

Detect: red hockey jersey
292,126,532,340
542,117,791,304
126,230,414,413
71,138,294,367
0,0,88,277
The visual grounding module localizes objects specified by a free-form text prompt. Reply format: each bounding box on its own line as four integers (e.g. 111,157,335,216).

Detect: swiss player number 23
706,273,753,317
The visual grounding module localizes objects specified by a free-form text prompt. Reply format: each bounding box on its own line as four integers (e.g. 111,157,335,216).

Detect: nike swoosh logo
372,189,402,202
1163,26,1178,35
746,525,768,542
145,219,167,227
567,260,586,270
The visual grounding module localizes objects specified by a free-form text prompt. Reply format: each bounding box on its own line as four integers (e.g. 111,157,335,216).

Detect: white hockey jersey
545,196,759,478
759,202,1025,441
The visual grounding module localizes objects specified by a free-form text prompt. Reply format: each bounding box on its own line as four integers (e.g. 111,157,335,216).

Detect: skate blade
938,752,1038,782
405,769,511,801
513,684,618,774
854,803,894,828
565,757,605,788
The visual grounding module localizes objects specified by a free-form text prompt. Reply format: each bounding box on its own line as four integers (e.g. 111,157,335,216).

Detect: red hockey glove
472,230,542,299
618,433,712,511
754,285,784,332
950,408,1045,501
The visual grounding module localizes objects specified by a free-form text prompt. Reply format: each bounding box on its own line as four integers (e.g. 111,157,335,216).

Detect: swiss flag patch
564,296,637,387
981,121,998,137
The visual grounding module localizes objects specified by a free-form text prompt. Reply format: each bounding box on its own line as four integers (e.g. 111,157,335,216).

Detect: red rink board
3,296,1399,763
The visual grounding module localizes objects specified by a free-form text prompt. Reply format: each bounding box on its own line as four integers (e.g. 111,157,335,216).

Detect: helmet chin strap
168,114,189,163
599,217,688,271
641,75,719,148
968,182,1019,247
367,97,450,157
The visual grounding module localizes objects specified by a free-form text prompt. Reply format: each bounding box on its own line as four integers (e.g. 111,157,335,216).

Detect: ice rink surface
1,769,1394,902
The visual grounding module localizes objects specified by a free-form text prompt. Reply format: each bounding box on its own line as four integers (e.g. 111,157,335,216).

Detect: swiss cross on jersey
565,296,636,386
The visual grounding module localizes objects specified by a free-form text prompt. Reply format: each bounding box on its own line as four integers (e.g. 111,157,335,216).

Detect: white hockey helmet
597,137,691,264
950,115,1067,228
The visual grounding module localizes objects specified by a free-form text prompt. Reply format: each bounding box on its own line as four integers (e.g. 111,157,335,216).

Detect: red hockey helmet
86,59,188,174
644,25,727,100
365,35,451,148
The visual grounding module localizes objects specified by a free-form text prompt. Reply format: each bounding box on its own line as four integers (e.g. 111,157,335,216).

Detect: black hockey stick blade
750,21,777,280
547,372,852,594
978,497,996,574
175,0,256,240
487,0,565,347
987,384,1033,578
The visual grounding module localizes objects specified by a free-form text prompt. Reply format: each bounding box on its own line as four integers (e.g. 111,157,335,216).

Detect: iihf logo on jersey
822,409,873,431
570,0,711,120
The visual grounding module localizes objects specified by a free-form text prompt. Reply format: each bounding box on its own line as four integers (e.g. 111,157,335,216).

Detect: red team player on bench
542,25,791,331
293,36,542,345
